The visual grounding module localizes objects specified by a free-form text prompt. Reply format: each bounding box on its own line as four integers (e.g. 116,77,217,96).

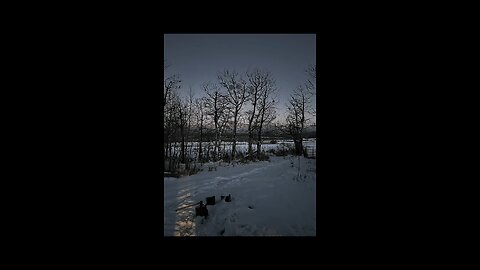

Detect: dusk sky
164,34,316,125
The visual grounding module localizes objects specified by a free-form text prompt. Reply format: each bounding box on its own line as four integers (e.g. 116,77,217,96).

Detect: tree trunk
232,113,237,160
294,138,303,156
215,132,219,161
186,117,191,169
206,144,210,161
168,141,172,165
248,131,253,159
256,126,262,159
256,140,261,158
180,125,185,164
165,134,169,159
247,92,257,160
198,120,203,162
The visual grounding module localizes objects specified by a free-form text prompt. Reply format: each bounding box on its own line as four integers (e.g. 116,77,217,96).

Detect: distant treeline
174,130,317,143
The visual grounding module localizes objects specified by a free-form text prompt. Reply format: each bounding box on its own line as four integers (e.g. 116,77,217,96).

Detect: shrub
222,152,232,163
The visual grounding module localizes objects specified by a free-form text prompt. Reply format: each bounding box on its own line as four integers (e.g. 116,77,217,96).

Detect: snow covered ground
164,155,316,236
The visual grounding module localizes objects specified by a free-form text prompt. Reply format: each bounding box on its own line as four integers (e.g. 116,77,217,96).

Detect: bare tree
203,82,230,161
194,97,207,162
163,61,182,171
246,68,269,159
256,72,277,158
164,90,182,171
184,87,195,169
217,102,232,159
286,86,312,155
178,99,188,164
218,69,249,160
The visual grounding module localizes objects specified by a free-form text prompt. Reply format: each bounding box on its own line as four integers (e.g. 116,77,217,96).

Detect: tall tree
246,69,268,159
194,97,206,162
218,70,248,160
184,87,195,168
165,90,182,170
178,99,188,164
164,69,182,171
203,82,230,161
286,86,312,155
164,61,181,171
255,71,277,158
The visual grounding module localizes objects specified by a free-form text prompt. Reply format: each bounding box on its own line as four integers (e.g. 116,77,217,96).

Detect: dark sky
164,34,316,124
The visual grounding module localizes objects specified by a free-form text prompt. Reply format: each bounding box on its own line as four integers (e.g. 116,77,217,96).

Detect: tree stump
206,196,215,205
195,201,208,217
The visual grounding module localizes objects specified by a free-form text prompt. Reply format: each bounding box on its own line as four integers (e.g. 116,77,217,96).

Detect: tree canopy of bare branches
164,62,181,106
305,64,316,116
